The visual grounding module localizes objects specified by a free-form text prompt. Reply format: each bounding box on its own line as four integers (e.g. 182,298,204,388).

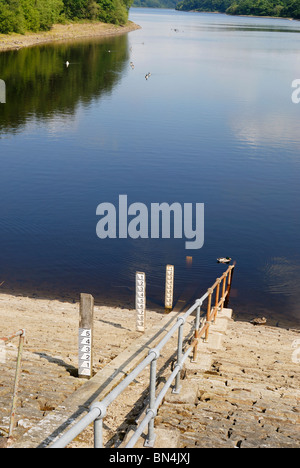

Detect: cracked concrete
154,314,300,448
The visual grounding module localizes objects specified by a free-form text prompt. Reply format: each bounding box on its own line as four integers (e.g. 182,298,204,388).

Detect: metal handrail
1,329,25,343
51,264,235,449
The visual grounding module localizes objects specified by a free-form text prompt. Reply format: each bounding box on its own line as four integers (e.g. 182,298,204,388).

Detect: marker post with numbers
78,293,94,379
136,272,146,332
165,265,174,312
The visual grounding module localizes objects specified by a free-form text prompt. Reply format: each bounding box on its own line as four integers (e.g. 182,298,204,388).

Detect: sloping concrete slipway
10,310,183,448
5,308,300,448
153,311,300,449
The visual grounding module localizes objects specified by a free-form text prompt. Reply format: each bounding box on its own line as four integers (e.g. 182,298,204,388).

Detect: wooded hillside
0,0,133,34
175,0,300,19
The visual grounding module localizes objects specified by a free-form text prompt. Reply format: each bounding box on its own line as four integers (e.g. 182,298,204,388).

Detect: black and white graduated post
165,264,174,312
136,272,146,332
78,293,94,379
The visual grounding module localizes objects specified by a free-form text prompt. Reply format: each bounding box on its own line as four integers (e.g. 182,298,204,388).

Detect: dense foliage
0,0,63,33
175,0,300,19
0,0,132,34
133,0,180,8
63,0,132,23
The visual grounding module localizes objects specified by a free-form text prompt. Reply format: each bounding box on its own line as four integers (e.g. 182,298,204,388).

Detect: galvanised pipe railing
51,264,235,449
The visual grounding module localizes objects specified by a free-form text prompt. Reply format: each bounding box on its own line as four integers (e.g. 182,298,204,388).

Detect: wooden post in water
136,272,146,332
165,265,174,313
78,293,94,379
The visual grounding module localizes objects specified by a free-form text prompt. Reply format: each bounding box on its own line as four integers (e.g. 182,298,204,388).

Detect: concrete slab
152,428,180,449
11,308,233,448
12,310,182,448
186,353,212,373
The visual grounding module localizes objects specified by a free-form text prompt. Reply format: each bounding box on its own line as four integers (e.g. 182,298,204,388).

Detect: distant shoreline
0,21,141,52
187,10,295,21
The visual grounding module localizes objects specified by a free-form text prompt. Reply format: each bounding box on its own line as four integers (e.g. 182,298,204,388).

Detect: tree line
133,0,179,8
175,0,300,19
0,0,133,34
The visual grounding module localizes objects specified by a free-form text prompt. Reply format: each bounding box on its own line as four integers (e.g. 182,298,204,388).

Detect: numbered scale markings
78,328,92,377
136,272,146,332
165,265,174,310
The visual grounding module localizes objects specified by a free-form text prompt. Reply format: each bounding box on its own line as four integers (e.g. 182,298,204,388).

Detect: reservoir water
0,9,300,326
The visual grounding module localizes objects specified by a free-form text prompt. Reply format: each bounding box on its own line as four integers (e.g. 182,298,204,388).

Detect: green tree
282,0,300,17
0,0,63,33
63,0,89,19
0,0,133,34
0,0,26,33
176,0,300,18
87,0,100,19
35,0,64,30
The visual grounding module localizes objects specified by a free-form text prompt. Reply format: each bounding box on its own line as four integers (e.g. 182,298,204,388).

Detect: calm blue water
0,9,300,326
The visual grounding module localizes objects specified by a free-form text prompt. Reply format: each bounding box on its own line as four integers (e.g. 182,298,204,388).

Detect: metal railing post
225,265,235,308
213,279,221,323
173,318,184,394
90,402,107,449
192,301,202,362
145,349,159,447
205,289,213,342
94,417,103,448
195,301,201,331
221,275,226,311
